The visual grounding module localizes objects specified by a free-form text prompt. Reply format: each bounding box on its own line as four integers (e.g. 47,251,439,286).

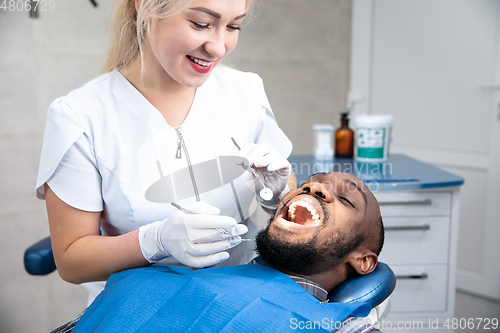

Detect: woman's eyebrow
189,7,246,20
234,13,246,20
190,7,221,19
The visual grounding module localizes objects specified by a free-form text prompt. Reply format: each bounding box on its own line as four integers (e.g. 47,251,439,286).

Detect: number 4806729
0,0,56,12
443,318,498,330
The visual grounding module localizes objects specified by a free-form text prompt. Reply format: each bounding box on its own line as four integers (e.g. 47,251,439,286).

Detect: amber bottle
335,112,354,158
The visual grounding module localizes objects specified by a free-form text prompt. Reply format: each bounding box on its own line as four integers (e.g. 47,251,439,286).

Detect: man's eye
339,196,355,209
190,21,209,29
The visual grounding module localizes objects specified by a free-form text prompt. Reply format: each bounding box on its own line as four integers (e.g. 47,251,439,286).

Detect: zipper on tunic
175,128,183,158
175,126,200,201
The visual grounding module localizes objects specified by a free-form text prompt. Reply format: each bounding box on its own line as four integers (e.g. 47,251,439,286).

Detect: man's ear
348,250,378,275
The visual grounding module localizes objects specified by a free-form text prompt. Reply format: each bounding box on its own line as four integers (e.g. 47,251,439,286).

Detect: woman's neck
121,55,192,95
120,56,196,128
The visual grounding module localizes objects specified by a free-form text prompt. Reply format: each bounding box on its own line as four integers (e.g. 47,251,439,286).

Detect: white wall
228,0,353,154
0,1,353,331
0,2,115,331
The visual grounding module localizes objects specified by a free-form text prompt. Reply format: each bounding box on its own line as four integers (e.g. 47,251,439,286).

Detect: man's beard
255,208,364,276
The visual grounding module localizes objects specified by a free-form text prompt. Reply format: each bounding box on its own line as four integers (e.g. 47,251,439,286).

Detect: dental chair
24,236,56,276
24,236,396,326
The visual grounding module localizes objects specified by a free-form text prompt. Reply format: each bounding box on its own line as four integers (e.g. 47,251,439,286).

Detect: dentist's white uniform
36,66,292,301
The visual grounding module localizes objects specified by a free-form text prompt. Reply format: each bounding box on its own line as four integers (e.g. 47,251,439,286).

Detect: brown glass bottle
335,112,354,158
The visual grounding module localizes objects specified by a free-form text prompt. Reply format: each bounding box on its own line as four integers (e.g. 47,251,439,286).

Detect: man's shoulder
193,262,283,279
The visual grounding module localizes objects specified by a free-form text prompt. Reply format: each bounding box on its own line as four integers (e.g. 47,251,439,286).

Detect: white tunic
36,66,292,268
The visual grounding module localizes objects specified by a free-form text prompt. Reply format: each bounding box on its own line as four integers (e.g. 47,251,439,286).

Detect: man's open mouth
282,196,322,227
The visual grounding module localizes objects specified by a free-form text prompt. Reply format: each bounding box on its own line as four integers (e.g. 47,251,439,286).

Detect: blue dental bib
74,264,371,332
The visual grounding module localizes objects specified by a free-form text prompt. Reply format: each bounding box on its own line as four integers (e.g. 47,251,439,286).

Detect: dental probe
171,203,252,241
230,138,274,201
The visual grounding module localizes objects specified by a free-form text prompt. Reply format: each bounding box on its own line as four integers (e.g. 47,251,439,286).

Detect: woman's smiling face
144,0,246,88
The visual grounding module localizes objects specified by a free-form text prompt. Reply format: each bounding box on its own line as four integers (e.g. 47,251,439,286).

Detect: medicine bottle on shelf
335,112,354,158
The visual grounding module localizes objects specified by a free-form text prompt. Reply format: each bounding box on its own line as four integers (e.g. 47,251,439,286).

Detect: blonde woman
36,0,292,300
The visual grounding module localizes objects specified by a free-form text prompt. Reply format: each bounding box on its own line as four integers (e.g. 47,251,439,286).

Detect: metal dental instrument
231,138,273,201
171,203,251,241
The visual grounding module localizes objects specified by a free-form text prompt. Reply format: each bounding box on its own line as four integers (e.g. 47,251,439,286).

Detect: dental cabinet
289,154,464,327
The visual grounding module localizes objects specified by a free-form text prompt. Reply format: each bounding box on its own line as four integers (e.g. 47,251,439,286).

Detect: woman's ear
348,250,378,275
135,0,140,12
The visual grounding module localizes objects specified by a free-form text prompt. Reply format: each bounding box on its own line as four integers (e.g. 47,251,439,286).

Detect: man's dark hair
371,215,385,256
352,214,385,257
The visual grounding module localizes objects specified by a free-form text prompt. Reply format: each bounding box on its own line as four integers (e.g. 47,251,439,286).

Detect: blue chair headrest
24,236,56,275
328,262,396,308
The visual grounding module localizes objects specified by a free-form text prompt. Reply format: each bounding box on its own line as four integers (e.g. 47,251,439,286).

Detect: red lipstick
187,56,212,74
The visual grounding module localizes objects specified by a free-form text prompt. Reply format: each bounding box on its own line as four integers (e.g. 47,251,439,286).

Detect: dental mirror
231,137,273,201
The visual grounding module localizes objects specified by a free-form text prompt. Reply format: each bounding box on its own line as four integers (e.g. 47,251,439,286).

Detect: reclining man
70,171,385,333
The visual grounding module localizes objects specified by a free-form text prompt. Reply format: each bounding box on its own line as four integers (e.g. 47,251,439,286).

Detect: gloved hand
238,143,291,210
138,202,248,268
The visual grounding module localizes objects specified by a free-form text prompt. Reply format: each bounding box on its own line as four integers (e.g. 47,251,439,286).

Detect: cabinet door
380,217,450,265
350,0,500,300
375,191,451,217
390,265,449,313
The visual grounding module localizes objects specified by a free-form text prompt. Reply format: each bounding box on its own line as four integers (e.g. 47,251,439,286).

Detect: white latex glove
239,143,291,210
138,202,248,268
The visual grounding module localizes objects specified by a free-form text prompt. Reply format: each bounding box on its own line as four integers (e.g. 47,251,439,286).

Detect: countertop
288,154,464,190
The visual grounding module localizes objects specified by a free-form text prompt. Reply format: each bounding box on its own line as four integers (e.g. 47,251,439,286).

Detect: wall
228,0,352,153
0,1,352,331
0,3,114,331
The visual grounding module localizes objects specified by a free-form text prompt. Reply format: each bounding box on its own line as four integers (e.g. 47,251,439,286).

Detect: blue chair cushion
328,262,396,308
24,236,56,275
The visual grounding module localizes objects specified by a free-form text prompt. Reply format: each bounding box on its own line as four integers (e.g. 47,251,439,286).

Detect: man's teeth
188,56,211,67
288,200,320,225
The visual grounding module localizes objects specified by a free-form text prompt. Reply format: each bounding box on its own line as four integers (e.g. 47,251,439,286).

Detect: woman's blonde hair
101,0,254,74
